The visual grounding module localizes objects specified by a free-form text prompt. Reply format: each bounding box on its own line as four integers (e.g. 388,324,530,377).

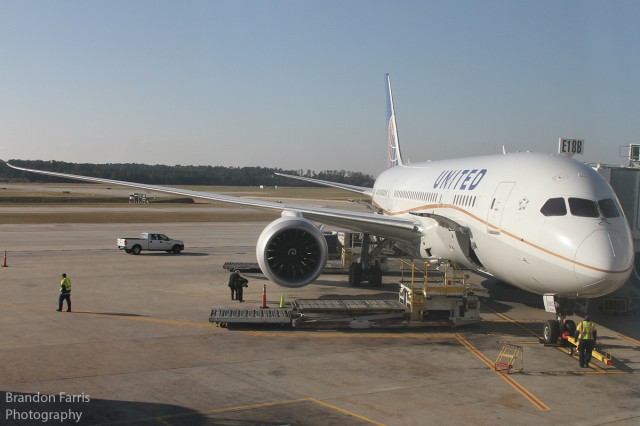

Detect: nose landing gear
542,294,586,344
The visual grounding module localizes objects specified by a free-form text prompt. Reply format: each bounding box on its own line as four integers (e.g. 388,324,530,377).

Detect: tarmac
1,211,640,425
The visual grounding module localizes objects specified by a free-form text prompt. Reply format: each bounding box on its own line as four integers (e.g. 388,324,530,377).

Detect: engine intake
256,214,328,287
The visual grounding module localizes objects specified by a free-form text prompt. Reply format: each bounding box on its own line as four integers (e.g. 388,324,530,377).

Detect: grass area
0,184,357,223
0,183,356,201
0,210,280,224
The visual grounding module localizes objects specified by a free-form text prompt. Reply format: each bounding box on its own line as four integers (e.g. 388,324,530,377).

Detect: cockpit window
541,198,567,216
568,198,599,218
598,198,620,218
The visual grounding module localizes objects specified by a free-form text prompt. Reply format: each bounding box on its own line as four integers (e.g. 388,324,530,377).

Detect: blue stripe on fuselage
433,169,487,190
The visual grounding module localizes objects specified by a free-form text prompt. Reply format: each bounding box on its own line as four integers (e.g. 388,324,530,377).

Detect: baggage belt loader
209,260,487,329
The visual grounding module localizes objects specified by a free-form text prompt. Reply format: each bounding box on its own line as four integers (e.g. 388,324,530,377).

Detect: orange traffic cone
261,284,268,309
2,251,7,267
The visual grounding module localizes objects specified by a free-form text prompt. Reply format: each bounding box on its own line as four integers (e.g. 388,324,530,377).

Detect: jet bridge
594,148,640,307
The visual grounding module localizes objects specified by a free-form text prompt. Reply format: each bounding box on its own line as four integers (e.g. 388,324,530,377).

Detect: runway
1,218,639,425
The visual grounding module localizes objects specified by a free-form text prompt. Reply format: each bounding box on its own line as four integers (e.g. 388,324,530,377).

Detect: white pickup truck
117,233,185,255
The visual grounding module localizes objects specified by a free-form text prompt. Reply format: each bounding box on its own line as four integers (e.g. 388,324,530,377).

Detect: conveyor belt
292,299,407,313
209,308,292,324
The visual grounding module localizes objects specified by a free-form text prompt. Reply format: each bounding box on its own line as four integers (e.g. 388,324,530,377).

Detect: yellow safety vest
577,321,595,340
60,277,72,293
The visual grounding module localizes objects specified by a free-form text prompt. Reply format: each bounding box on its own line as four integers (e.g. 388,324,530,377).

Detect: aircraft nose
574,229,633,295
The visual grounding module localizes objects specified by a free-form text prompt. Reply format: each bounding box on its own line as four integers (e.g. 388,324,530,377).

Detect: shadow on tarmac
1,391,207,426
140,252,209,257
1,391,376,426
71,311,148,317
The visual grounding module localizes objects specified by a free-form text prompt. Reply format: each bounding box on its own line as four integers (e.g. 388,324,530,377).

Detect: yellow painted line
485,309,541,338
90,397,385,426
488,307,619,372
616,333,640,346
78,312,221,329
4,302,551,413
240,331,458,339
454,334,550,411
0,303,220,330
556,346,606,372
310,398,386,426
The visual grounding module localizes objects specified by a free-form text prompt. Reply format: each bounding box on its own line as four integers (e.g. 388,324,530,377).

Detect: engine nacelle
256,213,328,287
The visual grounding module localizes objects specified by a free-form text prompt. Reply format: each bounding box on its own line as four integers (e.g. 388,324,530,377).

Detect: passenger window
540,198,567,216
568,198,599,218
598,198,620,218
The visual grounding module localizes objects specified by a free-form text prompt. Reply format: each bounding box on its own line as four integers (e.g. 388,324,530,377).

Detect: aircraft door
486,182,515,234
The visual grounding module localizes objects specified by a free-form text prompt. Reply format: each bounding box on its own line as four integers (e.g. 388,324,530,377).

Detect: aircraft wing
4,162,421,242
274,172,374,196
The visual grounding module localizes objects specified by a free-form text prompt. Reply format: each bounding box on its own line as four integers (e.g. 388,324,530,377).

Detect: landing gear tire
369,265,382,287
348,263,363,287
543,319,560,344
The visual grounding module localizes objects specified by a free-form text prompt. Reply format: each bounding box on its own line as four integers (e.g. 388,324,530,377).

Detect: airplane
4,74,634,343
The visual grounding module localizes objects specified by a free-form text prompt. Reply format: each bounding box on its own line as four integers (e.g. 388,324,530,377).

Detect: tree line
1,160,375,187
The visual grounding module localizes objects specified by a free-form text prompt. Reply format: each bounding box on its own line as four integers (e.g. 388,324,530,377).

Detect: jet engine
256,212,328,287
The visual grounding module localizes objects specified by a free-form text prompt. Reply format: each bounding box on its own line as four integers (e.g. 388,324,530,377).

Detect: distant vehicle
117,233,184,255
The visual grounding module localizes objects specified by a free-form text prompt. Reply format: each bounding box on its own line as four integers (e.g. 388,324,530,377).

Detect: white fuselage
372,151,633,298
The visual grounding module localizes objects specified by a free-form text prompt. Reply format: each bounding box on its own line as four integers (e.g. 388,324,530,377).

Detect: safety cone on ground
260,284,268,309
279,294,285,309
2,251,7,267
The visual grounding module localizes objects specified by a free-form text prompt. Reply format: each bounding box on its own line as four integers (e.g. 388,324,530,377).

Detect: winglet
386,74,404,168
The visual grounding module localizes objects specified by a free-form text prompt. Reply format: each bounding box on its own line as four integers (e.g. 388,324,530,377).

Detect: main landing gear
347,233,391,287
542,294,587,344
348,262,383,287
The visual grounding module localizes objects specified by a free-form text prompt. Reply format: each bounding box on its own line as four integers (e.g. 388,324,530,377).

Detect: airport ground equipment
397,260,487,326
117,232,184,255
539,324,614,367
223,262,262,273
128,192,148,203
210,260,487,329
564,335,613,366
209,299,407,329
599,297,640,314
288,299,407,328
210,307,293,328
539,334,613,366
494,344,524,374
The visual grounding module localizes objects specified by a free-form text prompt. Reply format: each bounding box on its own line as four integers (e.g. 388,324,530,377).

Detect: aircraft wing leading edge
4,162,421,242
274,172,373,196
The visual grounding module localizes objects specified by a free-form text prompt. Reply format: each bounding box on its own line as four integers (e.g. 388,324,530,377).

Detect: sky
0,1,639,176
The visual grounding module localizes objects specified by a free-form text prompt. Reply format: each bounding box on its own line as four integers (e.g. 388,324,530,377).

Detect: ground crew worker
575,315,597,368
228,270,248,303
228,270,239,300
57,273,72,312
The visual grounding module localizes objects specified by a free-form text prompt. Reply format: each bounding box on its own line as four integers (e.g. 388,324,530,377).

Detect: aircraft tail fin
386,73,404,168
